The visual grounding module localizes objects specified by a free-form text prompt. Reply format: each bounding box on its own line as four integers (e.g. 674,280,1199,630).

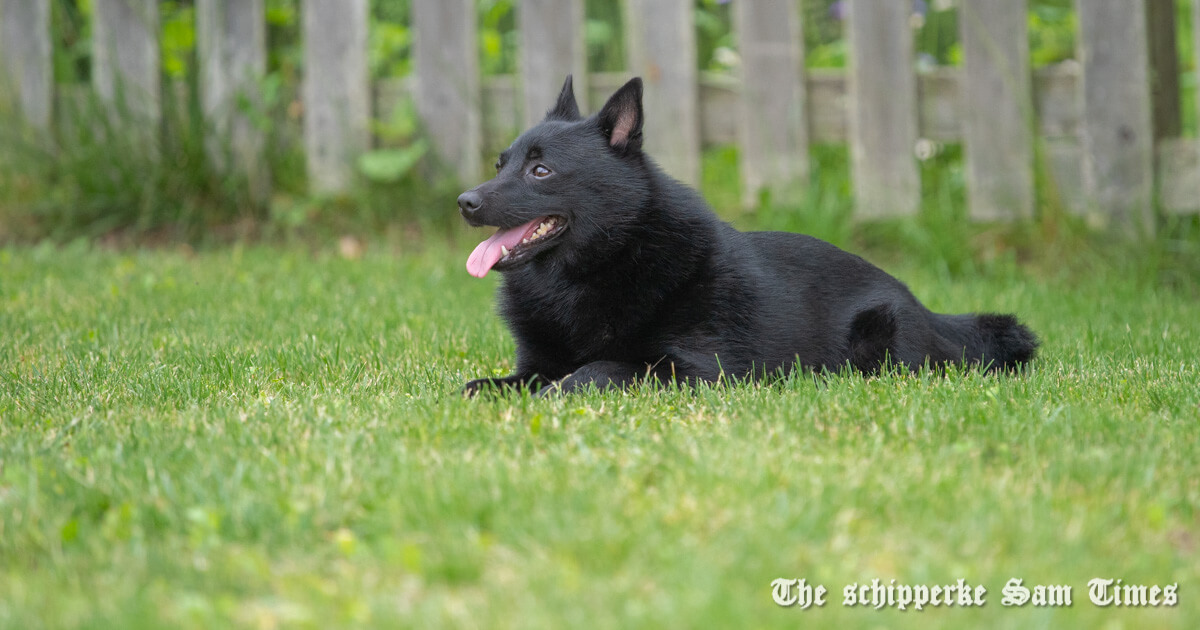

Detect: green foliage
1028,1,1077,66
161,2,196,80
699,144,742,215
264,0,302,79
695,0,735,72
1177,0,1197,137
0,84,262,242
1,240,1198,628
357,141,429,184
265,0,298,24
738,145,855,250
370,19,412,79
912,1,960,67
478,0,518,76
584,0,625,72
802,0,1080,69
803,0,847,68
50,0,91,82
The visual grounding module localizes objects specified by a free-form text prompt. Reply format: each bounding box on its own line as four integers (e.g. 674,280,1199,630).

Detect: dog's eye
494,160,502,173
531,164,552,178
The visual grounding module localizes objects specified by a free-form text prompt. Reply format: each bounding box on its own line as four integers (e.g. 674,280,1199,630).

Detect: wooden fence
2,0,1200,230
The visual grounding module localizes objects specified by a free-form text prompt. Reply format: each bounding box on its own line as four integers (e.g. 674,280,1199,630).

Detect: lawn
0,237,1197,629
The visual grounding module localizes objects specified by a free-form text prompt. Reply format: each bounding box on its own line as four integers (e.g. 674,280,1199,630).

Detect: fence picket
733,0,808,207
302,0,368,194
0,0,52,131
1145,0,1181,140
1189,0,1200,215
1075,0,1155,233
959,0,1034,221
625,0,700,186
197,0,268,201
519,0,587,126
845,0,919,218
413,0,482,184
92,0,160,125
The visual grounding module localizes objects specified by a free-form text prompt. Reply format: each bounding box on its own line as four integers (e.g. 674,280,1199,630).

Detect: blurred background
0,0,1197,277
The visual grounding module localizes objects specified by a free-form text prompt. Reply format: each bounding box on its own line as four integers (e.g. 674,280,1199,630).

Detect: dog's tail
931,312,1039,371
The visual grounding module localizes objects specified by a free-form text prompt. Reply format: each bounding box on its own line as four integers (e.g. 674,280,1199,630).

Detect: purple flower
830,0,845,21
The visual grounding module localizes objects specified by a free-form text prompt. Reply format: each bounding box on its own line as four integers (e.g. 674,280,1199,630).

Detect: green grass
1,237,1198,629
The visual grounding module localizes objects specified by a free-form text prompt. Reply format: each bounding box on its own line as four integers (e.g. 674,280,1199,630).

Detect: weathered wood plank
1194,0,1200,146
806,70,848,144
624,0,700,186
377,66,1086,154
733,0,808,206
916,69,959,142
698,73,739,147
845,0,920,218
518,0,586,126
1159,0,1200,217
1157,138,1200,215
1145,0,1181,140
302,0,368,194
92,0,161,124
197,0,268,200
1042,138,1087,216
1033,61,1081,138
0,0,52,131
1075,0,1155,232
376,72,744,154
481,75,521,154
811,65,1080,144
959,0,1034,221
412,0,482,184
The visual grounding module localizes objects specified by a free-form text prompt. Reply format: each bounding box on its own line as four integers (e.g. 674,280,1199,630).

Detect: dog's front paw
461,378,495,398
461,374,537,398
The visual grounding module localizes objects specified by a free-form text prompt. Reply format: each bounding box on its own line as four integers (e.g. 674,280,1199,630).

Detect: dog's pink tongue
466,218,540,278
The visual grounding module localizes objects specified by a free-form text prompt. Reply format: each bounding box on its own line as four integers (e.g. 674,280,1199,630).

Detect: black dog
459,76,1038,395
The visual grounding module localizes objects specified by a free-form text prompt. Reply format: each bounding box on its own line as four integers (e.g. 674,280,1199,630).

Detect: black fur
459,76,1039,395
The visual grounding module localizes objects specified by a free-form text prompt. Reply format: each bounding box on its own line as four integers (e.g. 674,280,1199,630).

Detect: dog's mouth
466,215,567,277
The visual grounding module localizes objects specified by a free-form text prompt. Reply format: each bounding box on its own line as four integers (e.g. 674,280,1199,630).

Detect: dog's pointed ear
545,75,581,121
598,77,643,153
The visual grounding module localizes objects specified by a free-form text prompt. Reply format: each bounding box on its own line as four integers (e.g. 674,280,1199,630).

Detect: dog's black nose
457,190,482,218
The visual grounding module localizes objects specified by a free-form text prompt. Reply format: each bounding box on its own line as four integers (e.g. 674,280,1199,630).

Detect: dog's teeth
501,245,510,256
522,238,529,244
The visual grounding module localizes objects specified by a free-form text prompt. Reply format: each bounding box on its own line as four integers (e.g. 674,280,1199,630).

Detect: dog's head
460,76,650,278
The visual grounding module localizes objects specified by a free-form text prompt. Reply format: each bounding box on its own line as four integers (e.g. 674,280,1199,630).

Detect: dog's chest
502,275,650,358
